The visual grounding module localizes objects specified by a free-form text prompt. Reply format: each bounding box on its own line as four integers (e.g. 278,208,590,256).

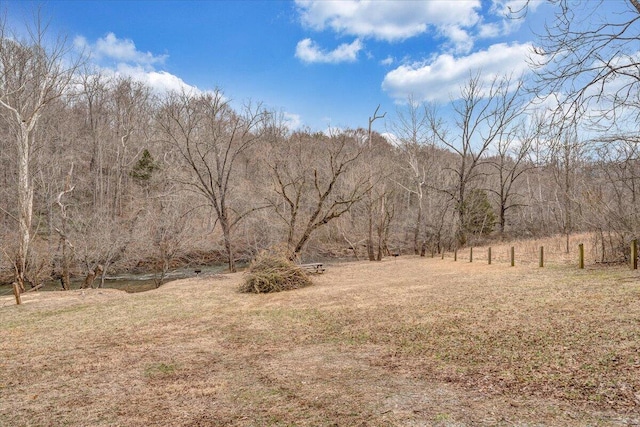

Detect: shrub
462,188,496,236
239,252,312,294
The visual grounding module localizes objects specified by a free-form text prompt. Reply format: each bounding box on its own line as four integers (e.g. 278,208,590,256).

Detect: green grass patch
144,362,178,379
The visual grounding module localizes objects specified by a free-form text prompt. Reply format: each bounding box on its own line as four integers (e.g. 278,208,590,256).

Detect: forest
2,2,640,291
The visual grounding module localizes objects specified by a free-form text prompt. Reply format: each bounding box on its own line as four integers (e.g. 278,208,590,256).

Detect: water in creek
0,264,232,296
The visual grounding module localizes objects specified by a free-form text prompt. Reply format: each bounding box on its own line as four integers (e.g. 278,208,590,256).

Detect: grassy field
1,248,640,426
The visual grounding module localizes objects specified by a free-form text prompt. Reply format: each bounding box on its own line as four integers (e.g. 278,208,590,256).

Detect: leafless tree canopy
527,0,640,125
3,4,640,289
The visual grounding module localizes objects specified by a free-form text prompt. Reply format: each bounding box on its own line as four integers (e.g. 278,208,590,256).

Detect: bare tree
428,73,524,245
267,129,370,259
523,0,640,125
110,77,151,217
391,96,435,254
364,106,389,261
149,194,193,287
584,134,640,260
486,112,540,234
157,90,267,272
0,13,79,291
549,123,586,253
52,164,75,290
75,70,111,212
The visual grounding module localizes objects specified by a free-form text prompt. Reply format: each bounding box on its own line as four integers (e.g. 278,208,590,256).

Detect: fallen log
25,284,43,293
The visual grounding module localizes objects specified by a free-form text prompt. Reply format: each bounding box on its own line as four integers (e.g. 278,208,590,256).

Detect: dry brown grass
1,240,640,426
239,253,312,294
458,232,608,267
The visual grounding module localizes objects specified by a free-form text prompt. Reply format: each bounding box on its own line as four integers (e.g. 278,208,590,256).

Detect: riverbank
0,264,234,296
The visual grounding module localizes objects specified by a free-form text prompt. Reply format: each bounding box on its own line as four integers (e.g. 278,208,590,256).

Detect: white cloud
296,0,481,42
114,64,198,94
295,38,363,64
294,0,533,57
323,125,345,137
75,33,198,94
75,33,167,66
283,112,302,130
490,0,544,17
478,16,523,39
440,25,474,54
478,22,501,38
382,42,532,102
380,56,394,66
381,132,401,146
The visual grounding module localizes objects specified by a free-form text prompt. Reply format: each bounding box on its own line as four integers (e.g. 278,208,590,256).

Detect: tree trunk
457,180,467,247
16,127,33,293
376,196,386,261
61,239,71,290
413,198,422,255
563,144,572,254
367,198,375,261
155,258,169,288
81,265,102,289
221,218,236,273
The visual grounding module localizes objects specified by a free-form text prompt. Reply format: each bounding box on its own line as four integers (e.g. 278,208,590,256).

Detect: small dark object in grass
239,252,312,294
194,269,202,275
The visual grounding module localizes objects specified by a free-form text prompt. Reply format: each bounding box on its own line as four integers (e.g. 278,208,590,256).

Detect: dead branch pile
239,252,312,294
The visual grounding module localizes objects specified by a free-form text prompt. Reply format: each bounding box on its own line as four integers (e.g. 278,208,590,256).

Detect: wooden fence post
578,243,584,269
488,247,492,265
454,249,457,261
632,239,638,270
13,283,21,305
510,246,515,267
539,246,544,268
441,251,445,260
469,247,473,263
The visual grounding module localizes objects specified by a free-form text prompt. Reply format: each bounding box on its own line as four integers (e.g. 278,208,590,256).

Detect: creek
0,264,232,296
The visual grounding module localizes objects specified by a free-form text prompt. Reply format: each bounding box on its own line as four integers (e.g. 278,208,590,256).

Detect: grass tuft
144,363,177,378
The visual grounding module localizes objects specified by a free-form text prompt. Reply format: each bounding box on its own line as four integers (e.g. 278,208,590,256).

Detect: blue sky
4,0,557,132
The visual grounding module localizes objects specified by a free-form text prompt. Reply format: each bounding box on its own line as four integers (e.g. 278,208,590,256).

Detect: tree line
2,2,640,289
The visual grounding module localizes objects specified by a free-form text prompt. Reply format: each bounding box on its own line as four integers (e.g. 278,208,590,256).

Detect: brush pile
239,252,312,294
